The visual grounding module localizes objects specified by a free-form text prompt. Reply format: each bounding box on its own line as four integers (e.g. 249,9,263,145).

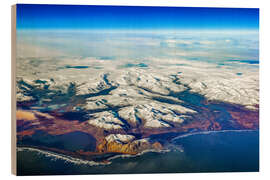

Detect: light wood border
11,4,17,175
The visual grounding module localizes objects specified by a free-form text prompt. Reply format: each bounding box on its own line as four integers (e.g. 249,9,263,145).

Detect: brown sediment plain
15,54,259,162
16,98,259,161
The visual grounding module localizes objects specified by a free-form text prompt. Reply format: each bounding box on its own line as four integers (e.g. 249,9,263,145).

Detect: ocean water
16,30,259,175
17,130,259,175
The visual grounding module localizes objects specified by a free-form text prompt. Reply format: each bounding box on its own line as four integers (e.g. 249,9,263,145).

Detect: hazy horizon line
16,28,259,34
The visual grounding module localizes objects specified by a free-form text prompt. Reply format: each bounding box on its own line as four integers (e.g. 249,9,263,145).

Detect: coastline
17,147,111,166
171,129,258,142
17,129,259,166
17,129,259,175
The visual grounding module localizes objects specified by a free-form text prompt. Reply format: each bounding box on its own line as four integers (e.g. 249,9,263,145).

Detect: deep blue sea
17,130,259,175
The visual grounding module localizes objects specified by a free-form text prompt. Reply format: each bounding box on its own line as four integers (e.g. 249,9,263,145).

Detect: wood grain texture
11,4,17,175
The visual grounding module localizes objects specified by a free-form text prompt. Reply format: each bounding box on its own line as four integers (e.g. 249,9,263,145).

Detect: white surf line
171,129,258,142
17,147,111,166
17,147,171,165
107,149,171,161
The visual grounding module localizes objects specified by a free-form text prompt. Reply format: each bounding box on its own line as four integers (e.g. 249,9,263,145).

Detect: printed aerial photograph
15,4,259,175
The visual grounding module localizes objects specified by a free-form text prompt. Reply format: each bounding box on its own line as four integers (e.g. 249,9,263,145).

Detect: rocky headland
16,56,259,161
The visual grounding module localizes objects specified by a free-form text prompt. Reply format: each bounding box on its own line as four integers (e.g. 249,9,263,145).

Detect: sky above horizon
16,4,259,30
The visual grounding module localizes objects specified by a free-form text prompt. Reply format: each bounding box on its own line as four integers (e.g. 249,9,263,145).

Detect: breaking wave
17,147,111,166
17,130,257,167
107,149,171,161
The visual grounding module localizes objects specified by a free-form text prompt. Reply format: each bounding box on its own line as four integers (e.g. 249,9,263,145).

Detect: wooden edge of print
11,4,17,175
